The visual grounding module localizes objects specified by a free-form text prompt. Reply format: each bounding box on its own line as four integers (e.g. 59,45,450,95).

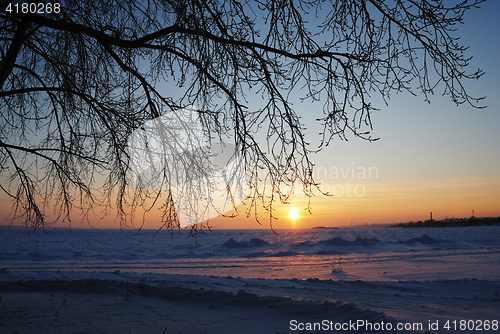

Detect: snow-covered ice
1,226,499,333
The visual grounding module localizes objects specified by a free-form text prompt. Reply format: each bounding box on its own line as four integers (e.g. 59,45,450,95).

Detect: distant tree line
392,216,500,228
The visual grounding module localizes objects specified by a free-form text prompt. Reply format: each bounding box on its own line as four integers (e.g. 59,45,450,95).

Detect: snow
0,226,499,333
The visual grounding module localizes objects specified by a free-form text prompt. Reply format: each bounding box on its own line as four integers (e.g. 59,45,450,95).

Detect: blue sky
1,1,498,229
212,0,500,228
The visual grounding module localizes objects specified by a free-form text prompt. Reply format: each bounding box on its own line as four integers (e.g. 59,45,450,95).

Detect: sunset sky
1,1,499,230
212,0,500,229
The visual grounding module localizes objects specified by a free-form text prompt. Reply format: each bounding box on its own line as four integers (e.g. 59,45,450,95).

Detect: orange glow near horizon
1,178,500,230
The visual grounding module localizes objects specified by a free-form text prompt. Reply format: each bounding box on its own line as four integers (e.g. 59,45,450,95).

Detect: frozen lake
1,225,499,333
1,225,499,280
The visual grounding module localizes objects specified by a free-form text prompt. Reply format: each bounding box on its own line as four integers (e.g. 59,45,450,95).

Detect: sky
1,1,499,230
210,0,500,229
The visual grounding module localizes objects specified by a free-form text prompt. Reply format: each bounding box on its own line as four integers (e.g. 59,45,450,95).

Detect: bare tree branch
0,0,486,233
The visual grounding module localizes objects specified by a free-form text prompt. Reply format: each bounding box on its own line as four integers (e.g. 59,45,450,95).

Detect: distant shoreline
2,218,500,231
391,216,500,228
312,226,339,229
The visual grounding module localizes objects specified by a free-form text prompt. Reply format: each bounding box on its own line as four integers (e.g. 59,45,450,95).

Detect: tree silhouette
0,0,485,233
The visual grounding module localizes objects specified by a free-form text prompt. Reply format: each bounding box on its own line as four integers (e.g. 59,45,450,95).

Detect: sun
288,207,300,221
